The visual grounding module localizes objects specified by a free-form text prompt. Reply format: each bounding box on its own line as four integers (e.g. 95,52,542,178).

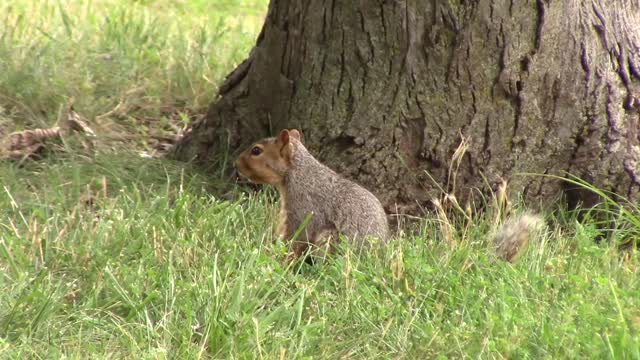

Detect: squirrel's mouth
232,167,249,182
236,173,253,183
232,163,256,184
230,167,241,181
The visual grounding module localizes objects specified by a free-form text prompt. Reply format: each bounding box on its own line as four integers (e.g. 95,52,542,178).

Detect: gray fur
284,139,389,247
493,213,545,262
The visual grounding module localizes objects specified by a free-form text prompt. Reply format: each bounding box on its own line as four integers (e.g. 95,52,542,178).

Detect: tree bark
172,0,640,214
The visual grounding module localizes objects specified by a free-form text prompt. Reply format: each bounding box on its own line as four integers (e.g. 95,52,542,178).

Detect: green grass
1,154,639,358
0,0,267,145
1,0,640,358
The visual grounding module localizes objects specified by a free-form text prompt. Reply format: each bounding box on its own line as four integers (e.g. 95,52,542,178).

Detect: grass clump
1,155,639,358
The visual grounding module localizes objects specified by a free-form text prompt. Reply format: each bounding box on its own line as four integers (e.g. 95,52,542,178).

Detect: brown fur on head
234,129,302,185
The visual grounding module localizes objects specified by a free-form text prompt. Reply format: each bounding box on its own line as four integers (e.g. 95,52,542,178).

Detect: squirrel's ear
289,129,302,142
278,129,294,160
277,129,290,145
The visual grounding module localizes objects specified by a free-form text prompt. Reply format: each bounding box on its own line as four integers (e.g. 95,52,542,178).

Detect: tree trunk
172,0,640,214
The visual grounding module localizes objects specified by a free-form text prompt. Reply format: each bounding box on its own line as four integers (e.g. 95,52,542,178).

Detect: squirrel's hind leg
309,229,337,261
284,229,337,265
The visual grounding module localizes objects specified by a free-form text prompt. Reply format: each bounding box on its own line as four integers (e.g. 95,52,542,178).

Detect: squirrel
234,129,389,261
234,128,544,264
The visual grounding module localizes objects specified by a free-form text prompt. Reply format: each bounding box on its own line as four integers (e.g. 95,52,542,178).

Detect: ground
0,1,639,358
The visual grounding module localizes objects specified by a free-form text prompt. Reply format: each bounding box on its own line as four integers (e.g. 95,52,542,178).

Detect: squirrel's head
234,129,302,185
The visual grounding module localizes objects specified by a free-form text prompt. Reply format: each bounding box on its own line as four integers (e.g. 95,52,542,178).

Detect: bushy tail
492,213,546,262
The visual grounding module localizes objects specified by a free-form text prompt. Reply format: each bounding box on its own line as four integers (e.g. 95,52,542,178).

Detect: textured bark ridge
172,0,640,213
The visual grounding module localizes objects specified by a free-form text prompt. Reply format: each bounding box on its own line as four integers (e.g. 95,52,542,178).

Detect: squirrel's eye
250,146,263,156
